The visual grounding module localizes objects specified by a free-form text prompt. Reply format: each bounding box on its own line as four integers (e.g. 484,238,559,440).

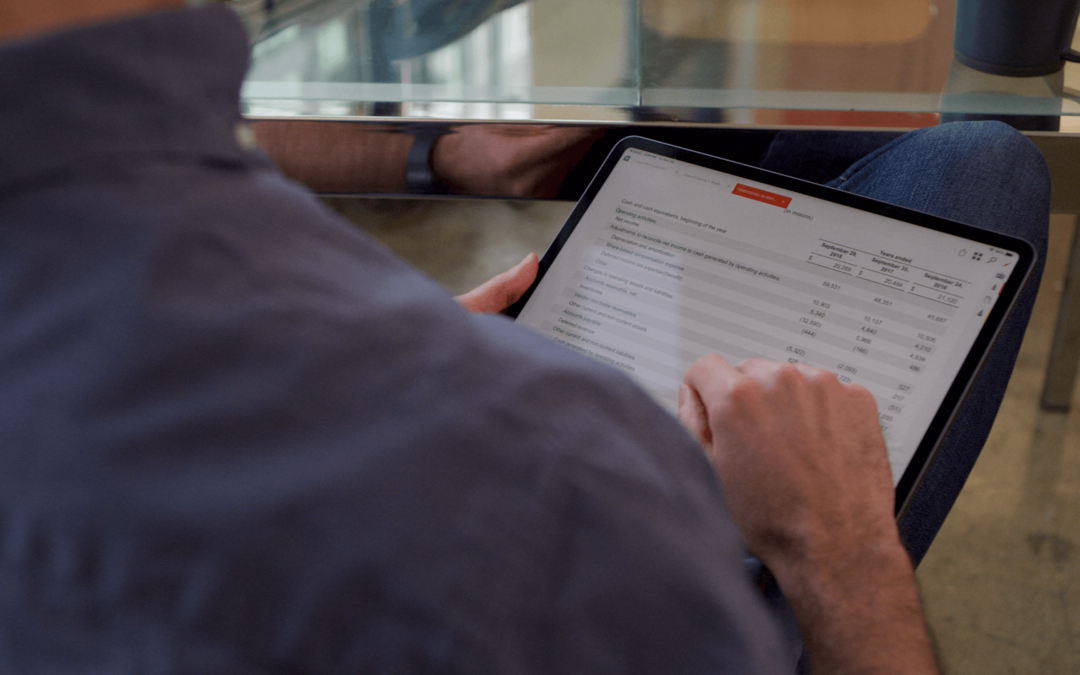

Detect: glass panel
240,0,1080,122
242,0,638,118
637,0,1080,123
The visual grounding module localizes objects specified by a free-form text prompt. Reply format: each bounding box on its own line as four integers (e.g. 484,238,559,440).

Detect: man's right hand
679,355,939,675
678,355,897,577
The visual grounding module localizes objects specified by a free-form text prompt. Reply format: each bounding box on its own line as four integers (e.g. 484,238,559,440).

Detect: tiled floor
327,196,1080,674
916,214,1080,674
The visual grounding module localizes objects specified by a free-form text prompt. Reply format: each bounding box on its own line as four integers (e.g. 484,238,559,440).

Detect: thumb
455,253,539,313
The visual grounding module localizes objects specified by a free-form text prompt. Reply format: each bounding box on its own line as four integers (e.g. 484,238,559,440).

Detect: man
0,1,1048,672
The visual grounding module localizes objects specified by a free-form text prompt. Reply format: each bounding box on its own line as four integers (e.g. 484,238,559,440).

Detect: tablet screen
513,139,1032,490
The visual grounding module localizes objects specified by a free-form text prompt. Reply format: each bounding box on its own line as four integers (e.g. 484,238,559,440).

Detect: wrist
773,539,938,675
405,125,453,194
768,521,910,619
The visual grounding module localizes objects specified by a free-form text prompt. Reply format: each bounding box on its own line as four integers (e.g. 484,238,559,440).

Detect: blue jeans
758,121,1050,672
824,121,1050,564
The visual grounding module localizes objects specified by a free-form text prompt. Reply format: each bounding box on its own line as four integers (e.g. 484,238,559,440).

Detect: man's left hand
455,253,539,313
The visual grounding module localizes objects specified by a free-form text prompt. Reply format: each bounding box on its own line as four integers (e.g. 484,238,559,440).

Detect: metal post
1041,217,1080,409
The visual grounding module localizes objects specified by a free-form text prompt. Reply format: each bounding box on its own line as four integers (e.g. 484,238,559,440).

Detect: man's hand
432,125,603,198
679,355,938,675
678,355,897,570
455,253,538,314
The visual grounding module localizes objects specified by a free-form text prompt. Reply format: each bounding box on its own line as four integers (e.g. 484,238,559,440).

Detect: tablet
507,136,1035,514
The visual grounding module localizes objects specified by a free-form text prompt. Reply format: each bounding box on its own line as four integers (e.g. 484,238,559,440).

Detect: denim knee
831,121,1050,247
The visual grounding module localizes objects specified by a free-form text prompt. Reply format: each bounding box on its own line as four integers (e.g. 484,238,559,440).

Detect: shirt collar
0,5,259,190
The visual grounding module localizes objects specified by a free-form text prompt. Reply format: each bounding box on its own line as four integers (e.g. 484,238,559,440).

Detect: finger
736,359,876,410
733,358,835,390
732,356,806,378
455,253,539,313
683,353,738,400
677,383,712,448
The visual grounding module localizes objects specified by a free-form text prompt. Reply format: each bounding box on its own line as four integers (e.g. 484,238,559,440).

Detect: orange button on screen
733,184,792,209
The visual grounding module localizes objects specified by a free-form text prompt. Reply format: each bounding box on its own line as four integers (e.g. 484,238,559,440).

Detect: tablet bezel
506,135,1036,517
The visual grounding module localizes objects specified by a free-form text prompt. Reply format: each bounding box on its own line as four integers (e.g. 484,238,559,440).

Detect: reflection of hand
679,355,938,675
432,125,603,198
455,253,538,313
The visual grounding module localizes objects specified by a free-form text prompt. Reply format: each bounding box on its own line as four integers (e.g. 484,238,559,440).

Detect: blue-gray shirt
0,6,785,673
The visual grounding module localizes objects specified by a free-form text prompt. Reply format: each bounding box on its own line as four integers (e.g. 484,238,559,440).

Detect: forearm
772,537,938,675
248,119,604,198
248,120,412,193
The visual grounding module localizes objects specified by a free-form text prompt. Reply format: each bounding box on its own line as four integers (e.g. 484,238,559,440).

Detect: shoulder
0,161,787,674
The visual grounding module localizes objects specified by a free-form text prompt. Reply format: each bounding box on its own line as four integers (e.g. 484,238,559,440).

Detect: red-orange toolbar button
733,183,792,208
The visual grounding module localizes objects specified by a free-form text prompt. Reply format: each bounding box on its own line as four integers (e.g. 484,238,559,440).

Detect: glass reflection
238,0,1079,122
245,0,534,117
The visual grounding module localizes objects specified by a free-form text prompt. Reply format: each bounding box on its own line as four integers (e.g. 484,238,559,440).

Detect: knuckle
806,366,840,387
849,383,877,408
774,361,802,378
771,361,809,387
699,353,727,367
737,356,771,371
727,372,764,404
686,353,723,381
